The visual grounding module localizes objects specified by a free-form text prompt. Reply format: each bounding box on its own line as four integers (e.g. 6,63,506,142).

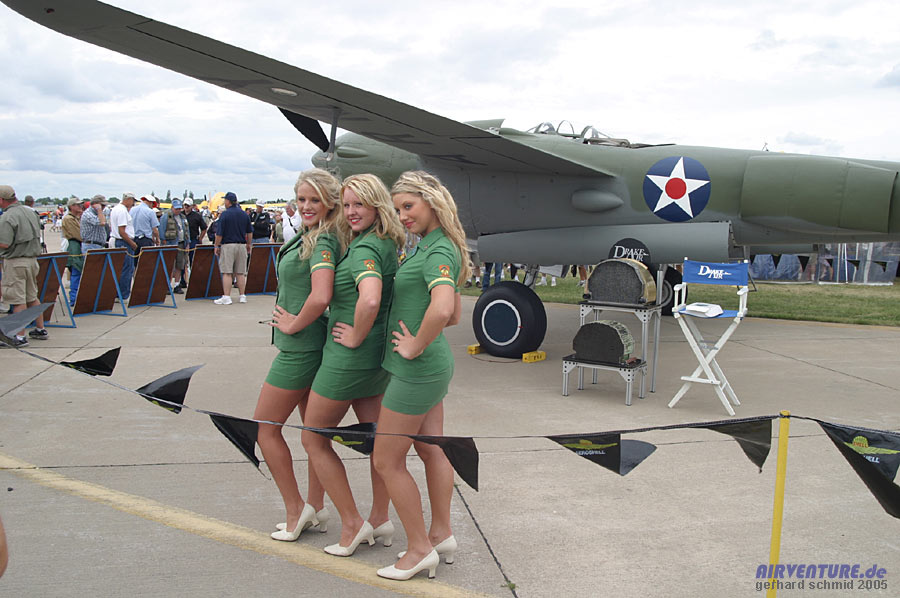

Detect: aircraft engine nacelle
477,221,739,265
740,155,900,235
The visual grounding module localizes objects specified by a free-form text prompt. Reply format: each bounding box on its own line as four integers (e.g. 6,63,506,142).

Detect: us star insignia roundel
642,157,711,222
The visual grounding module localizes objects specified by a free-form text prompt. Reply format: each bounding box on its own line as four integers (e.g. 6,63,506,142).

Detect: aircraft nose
311,150,327,168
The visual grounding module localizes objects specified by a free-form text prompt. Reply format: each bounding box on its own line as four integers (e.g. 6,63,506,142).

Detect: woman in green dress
254,168,342,541
301,174,406,557
372,171,469,580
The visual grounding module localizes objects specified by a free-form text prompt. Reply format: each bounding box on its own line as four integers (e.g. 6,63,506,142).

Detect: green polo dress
264,231,340,390
310,226,398,400
381,227,460,415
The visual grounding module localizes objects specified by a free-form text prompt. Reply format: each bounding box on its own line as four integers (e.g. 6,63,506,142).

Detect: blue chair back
682,260,749,286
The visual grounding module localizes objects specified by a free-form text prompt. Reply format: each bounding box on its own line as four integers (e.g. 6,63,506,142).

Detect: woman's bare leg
351,394,390,527
372,406,432,568
302,391,365,547
253,383,308,530
413,402,453,544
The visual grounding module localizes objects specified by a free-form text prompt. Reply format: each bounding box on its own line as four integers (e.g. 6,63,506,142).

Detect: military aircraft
6,0,900,356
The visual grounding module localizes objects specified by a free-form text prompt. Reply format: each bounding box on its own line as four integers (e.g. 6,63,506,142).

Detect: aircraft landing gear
472,281,547,358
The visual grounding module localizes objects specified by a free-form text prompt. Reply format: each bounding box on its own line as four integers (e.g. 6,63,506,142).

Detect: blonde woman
372,171,468,580
255,168,341,541
302,173,406,557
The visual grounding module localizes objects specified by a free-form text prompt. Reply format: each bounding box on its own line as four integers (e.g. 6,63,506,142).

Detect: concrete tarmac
1,267,899,597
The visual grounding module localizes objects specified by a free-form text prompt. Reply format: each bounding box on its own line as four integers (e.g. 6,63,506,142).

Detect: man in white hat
250,199,273,244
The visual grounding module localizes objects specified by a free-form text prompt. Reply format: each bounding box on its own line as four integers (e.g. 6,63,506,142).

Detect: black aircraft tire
659,267,683,316
472,282,547,358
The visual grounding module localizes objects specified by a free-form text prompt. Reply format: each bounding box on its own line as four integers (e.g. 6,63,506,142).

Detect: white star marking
646,157,710,218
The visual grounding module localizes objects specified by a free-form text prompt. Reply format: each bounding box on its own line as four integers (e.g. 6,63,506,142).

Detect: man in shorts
213,191,252,305
0,185,48,347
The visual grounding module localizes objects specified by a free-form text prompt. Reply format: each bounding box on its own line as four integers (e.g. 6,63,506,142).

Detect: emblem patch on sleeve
364,259,376,271
439,265,451,277
321,250,332,262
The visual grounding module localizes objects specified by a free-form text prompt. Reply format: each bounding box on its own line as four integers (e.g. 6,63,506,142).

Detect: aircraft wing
4,0,611,177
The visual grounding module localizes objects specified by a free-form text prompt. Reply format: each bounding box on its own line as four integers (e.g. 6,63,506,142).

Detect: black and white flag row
3,336,899,518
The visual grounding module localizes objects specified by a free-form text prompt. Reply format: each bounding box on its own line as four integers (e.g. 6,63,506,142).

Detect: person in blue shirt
213,192,252,304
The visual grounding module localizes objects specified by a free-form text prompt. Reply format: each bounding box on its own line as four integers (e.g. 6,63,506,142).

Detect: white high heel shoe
377,549,439,581
372,520,394,547
398,535,457,564
324,521,374,557
276,507,330,533
271,503,318,542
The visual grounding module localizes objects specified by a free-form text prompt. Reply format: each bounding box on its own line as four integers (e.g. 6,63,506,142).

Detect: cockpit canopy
526,120,659,148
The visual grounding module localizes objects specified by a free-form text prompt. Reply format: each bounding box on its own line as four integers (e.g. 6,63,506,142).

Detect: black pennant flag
0,302,54,342
701,419,773,472
135,365,202,414
61,348,121,377
819,421,900,519
771,254,782,270
412,436,479,491
548,433,656,476
313,422,376,455
874,260,888,273
798,255,810,272
210,414,260,468
848,259,861,270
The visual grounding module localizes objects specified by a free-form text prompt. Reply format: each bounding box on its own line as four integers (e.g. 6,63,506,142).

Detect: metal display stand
562,355,647,406
578,301,662,396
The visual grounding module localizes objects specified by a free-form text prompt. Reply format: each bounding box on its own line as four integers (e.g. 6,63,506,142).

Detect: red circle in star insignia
665,178,687,199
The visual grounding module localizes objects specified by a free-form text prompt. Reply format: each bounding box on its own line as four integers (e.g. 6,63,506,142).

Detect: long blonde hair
390,171,472,286
293,168,342,260
338,174,405,249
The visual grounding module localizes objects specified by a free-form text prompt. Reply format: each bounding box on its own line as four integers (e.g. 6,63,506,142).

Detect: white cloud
1,0,899,199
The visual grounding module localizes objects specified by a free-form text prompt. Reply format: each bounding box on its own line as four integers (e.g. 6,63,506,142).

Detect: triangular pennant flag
797,255,810,272
0,302,54,340
135,365,202,413
412,436,479,491
819,421,900,518
848,259,860,270
825,258,834,270
312,422,375,455
60,348,121,377
701,419,772,471
210,414,259,468
873,260,887,273
548,433,656,476
771,254,782,270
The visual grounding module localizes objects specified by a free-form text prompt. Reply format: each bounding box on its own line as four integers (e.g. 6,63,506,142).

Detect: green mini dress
310,227,398,400
264,231,339,390
381,227,460,415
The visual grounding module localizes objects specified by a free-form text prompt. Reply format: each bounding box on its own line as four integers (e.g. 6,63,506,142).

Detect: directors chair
667,259,749,416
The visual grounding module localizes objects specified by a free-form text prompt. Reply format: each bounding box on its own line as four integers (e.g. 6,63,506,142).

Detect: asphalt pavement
1,259,898,597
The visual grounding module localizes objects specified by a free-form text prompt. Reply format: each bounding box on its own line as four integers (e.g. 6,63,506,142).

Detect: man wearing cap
0,185,48,346
158,199,189,293
250,199,273,244
80,195,110,253
109,193,138,300
183,198,207,267
61,197,84,306
213,191,252,305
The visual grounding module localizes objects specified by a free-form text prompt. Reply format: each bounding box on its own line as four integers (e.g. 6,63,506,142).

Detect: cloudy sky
1,0,899,202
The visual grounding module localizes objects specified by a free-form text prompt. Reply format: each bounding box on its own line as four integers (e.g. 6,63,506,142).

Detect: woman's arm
446,291,462,327
332,276,382,348
271,268,334,335
391,284,456,359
